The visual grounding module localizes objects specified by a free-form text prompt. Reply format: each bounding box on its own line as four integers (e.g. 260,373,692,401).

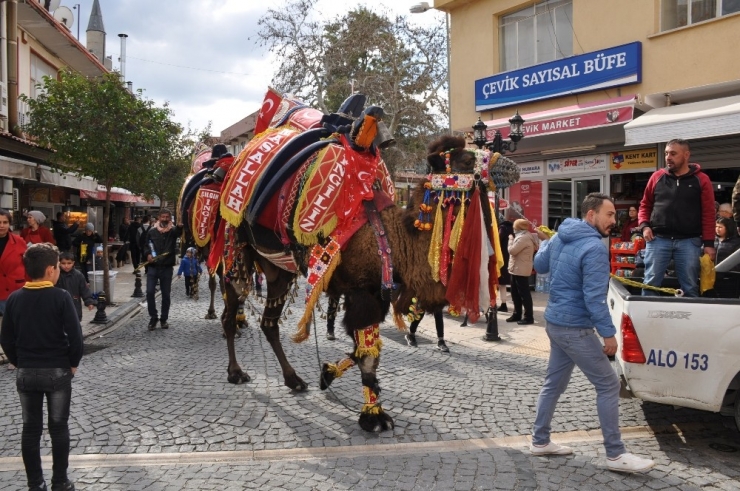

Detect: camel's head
426,135,476,174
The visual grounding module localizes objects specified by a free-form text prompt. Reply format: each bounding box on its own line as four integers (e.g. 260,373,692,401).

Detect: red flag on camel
254,87,283,135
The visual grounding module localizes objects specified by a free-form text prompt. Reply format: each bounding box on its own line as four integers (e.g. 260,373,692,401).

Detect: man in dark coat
51,213,79,253
126,216,143,268
142,209,183,330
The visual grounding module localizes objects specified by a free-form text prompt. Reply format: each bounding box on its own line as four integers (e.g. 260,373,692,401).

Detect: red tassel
440,204,455,286
207,219,227,272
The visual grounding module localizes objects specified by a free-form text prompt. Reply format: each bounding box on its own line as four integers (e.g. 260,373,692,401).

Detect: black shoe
405,333,418,347
460,314,469,327
160,321,169,329
326,331,336,341
506,314,522,323
497,303,508,312
148,319,158,331
517,318,534,325
51,480,75,491
436,340,450,353
29,482,47,491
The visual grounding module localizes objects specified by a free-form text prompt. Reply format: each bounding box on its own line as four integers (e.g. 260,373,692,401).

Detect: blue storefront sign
475,42,641,111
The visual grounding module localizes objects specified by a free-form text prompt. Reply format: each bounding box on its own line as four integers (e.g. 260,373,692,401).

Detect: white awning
38,167,98,192
0,156,36,180
624,95,740,146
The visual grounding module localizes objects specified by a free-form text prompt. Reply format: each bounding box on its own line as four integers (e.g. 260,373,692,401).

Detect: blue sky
61,0,443,136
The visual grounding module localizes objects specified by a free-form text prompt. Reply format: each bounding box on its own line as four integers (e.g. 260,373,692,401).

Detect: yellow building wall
439,0,740,131
16,30,65,98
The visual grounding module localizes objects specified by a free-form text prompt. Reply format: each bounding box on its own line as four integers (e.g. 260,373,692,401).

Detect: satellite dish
47,0,62,12
53,6,74,29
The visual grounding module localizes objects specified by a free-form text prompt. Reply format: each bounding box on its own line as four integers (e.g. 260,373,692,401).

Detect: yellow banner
610,148,658,171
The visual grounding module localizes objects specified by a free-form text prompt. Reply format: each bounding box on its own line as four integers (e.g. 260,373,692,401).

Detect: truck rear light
620,313,646,364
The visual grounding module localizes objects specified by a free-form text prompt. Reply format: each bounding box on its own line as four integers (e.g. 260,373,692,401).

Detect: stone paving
1,274,739,489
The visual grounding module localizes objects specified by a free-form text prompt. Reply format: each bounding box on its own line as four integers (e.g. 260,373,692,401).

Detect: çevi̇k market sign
475,42,642,111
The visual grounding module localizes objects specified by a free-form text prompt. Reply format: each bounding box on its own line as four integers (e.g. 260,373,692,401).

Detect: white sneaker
607,453,655,473
530,441,573,456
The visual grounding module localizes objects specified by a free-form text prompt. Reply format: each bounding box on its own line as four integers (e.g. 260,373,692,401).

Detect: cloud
70,0,442,135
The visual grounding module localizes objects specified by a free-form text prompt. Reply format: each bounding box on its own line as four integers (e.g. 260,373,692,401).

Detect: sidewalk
0,261,147,365
410,289,551,358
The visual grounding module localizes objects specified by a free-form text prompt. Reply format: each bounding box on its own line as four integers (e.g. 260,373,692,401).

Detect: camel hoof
358,408,394,432
205,312,218,320
319,363,335,391
227,370,251,385
285,373,308,392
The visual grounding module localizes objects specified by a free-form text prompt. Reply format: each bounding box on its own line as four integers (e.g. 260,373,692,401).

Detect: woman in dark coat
715,217,740,271
497,212,515,312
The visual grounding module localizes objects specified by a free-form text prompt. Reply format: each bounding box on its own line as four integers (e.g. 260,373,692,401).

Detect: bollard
482,307,501,342
131,269,144,298
91,291,108,324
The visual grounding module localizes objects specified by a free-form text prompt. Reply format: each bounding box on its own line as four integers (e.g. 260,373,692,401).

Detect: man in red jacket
0,208,27,315
638,139,716,297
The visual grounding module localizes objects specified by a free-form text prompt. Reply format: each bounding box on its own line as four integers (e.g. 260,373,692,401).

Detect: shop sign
475,42,641,111
610,148,657,171
546,155,608,175
489,105,633,140
518,162,544,177
508,181,543,227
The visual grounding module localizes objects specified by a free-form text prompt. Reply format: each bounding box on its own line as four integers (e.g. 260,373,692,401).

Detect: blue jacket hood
557,218,601,244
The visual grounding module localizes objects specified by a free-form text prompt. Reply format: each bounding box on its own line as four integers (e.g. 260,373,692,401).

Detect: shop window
499,0,573,72
661,0,740,31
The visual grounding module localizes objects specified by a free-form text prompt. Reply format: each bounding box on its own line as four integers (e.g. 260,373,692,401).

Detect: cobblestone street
1,275,739,490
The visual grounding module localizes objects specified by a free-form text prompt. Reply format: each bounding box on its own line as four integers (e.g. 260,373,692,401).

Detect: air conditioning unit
12,188,19,211
0,82,8,118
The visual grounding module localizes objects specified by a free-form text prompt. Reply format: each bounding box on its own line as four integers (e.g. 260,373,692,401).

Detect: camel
187,93,513,431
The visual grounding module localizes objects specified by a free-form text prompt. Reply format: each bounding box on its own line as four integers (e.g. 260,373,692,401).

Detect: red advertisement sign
507,180,543,228
488,106,632,140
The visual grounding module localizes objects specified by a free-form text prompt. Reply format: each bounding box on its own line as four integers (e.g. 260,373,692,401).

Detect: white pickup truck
607,271,740,429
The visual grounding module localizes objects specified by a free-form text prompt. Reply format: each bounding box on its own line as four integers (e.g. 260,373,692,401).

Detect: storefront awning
80,187,141,203
38,167,98,192
624,95,740,146
483,95,637,140
0,156,36,180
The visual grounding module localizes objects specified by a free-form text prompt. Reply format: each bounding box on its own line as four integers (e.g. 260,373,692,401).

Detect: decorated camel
182,91,519,431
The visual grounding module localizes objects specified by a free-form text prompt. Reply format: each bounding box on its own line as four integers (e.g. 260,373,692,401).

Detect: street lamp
72,4,81,40
473,111,525,154
410,2,452,134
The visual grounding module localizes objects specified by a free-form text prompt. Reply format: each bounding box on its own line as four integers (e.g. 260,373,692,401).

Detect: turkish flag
254,87,283,136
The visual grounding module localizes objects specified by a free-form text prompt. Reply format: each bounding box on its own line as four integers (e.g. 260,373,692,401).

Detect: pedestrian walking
21,211,55,246
56,252,95,321
506,219,538,325
530,192,654,473
0,243,82,491
497,210,515,313
176,247,202,297
115,217,130,268
72,224,102,284
638,138,715,297
126,217,143,268
143,209,183,330
51,213,79,253
405,310,449,352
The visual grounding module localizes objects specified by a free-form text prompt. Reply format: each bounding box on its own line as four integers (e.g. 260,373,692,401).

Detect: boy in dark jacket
56,252,96,320
0,243,83,491
176,247,202,297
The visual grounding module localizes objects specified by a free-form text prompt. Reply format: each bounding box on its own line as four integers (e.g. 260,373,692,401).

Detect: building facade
436,0,740,230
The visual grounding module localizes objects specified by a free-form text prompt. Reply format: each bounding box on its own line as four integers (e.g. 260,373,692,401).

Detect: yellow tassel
355,115,378,148
449,194,466,252
361,405,382,415
354,344,382,359
293,251,342,343
427,197,444,282
393,309,407,331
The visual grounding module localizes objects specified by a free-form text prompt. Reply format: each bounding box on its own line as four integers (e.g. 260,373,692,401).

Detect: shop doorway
547,176,603,230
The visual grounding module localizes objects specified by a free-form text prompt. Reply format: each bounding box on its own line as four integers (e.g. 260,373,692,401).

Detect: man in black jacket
142,209,183,330
126,217,143,268
51,212,79,253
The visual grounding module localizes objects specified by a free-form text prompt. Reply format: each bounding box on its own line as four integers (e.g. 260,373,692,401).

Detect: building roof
86,0,105,33
219,111,259,142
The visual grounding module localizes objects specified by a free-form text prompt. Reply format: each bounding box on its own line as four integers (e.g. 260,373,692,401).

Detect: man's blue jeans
16,368,73,488
147,265,174,322
643,236,702,297
532,323,625,458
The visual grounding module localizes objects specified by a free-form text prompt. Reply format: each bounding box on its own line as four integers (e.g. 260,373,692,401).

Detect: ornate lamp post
472,111,525,342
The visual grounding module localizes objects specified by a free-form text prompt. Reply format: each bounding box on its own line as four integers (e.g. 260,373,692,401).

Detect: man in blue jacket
530,193,654,473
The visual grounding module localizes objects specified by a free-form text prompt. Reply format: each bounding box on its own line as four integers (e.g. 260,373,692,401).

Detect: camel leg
222,281,250,384
326,295,339,340
259,263,307,391
205,272,218,319
192,273,200,300
354,324,394,432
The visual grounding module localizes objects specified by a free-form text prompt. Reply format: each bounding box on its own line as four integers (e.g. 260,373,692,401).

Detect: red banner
254,87,283,136
488,106,632,140
191,184,221,247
